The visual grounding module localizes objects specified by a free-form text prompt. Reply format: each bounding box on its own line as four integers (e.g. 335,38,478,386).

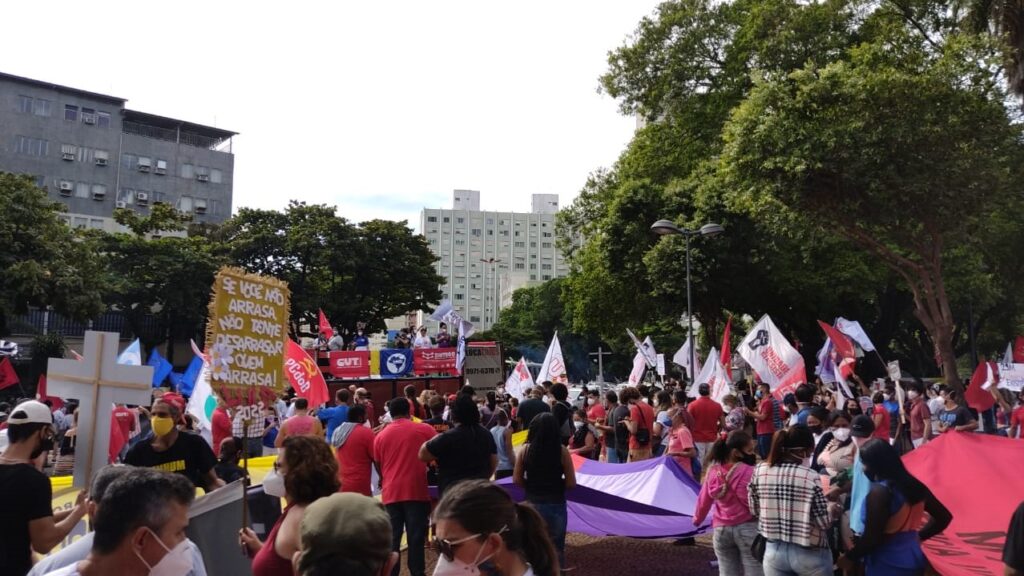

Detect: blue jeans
757,434,773,459
606,446,622,463
714,522,764,576
531,500,567,569
763,541,832,576
386,501,430,576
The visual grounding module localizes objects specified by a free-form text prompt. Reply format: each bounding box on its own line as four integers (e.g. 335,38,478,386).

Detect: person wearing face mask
125,396,223,492
870,393,892,443
432,479,559,576
817,411,857,480
352,329,370,351
1,400,89,576
836,439,952,575
807,406,832,474
748,425,836,576
882,384,902,440
240,436,340,576
906,382,932,447
694,431,762,576
567,410,597,460
935,386,979,434
746,382,778,460
43,467,196,576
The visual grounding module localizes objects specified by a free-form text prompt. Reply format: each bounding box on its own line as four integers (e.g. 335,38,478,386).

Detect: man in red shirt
111,403,136,455
687,383,725,463
335,405,376,496
1010,392,1024,439
211,398,232,452
585,389,607,459
373,398,435,576
746,382,777,459
908,382,932,448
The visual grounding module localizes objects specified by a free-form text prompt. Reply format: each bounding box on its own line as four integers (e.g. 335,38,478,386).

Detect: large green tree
0,172,107,335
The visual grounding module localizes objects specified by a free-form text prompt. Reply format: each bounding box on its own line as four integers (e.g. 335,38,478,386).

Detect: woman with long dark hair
748,425,836,576
837,439,952,575
433,479,559,576
693,431,762,575
514,413,576,570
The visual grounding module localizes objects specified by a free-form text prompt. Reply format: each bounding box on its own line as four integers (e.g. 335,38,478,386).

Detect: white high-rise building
421,191,568,331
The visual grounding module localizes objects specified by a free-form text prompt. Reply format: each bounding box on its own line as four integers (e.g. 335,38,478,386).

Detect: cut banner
689,346,731,404
505,358,535,399
673,336,702,378
738,315,806,399
628,336,655,386
537,332,568,384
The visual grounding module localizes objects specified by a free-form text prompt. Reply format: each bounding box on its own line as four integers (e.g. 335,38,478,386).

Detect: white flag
537,332,568,384
628,350,647,386
505,358,535,400
430,300,454,321
186,361,214,432
835,317,876,352
627,329,658,367
673,336,702,376
689,347,731,404
1003,341,1014,368
738,315,806,397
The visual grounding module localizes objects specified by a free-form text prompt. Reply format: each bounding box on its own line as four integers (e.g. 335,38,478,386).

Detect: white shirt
413,335,433,348
34,534,207,576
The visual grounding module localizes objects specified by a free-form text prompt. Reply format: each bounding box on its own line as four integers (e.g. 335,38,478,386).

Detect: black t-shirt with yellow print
125,430,217,489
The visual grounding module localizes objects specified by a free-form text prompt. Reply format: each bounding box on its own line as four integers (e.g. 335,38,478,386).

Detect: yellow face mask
151,416,175,437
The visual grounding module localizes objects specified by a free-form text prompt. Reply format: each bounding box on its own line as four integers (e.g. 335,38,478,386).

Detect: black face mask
863,467,879,482
739,453,757,466
808,425,823,435
31,433,54,460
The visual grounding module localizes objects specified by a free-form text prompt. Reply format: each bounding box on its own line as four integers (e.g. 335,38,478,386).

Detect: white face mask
587,398,596,406
137,528,194,576
832,427,852,443
573,421,585,430
907,391,919,400
432,532,498,576
263,468,287,498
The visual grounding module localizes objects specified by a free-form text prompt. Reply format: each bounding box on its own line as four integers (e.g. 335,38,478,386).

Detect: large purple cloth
497,456,711,538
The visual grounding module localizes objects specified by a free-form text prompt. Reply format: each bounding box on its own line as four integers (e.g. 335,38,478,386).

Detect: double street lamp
650,219,724,383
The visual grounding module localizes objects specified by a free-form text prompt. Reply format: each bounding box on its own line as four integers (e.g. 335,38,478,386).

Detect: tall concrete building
0,71,236,231
420,191,569,331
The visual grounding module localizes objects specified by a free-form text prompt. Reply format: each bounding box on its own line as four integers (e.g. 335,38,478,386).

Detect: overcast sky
4,1,660,229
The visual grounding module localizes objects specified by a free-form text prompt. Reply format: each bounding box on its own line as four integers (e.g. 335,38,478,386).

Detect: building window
543,274,551,280
61,144,77,160
486,218,494,225
457,217,464,224
97,111,111,128
470,316,481,323
542,264,552,270
443,217,450,223
155,159,167,174
471,229,481,237
455,239,465,246
75,182,90,198
542,242,552,248
17,95,33,114
500,230,509,236
14,136,49,156
514,241,525,247
530,264,537,270
530,274,537,280
530,242,537,248
455,293,465,301
72,216,88,229
64,104,78,121
89,218,104,229
34,99,52,117
178,196,194,212
180,163,194,179
92,184,106,197
210,169,222,183
514,263,525,270
117,188,135,205
81,107,96,124
427,216,438,223
514,231,520,237
543,232,553,238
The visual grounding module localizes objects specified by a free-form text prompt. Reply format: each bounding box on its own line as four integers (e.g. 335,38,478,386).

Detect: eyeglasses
432,533,481,561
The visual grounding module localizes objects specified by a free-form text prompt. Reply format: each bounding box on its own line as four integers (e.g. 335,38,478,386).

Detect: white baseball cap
8,400,53,425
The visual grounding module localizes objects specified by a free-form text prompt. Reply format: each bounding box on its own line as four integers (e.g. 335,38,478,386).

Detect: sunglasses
432,533,481,561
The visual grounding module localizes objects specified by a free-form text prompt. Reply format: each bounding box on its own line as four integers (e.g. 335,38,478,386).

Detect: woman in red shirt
239,436,340,576
871,393,891,442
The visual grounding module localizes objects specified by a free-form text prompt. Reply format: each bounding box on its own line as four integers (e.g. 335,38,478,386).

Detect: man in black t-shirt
550,383,574,446
935,387,979,434
125,394,223,491
419,396,496,496
0,400,88,575
516,387,551,430
1005,500,1024,575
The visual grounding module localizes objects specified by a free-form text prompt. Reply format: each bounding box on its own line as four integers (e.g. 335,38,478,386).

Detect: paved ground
400,533,720,575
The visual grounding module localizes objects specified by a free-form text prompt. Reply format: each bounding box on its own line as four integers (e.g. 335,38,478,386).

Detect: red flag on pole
318,309,333,339
1014,336,1024,363
966,361,997,412
284,340,330,407
0,357,19,390
817,320,855,360
34,374,64,411
720,316,732,380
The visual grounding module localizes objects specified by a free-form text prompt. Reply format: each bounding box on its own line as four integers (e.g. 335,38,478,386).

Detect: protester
693,431,761,576
870,393,892,443
652,390,673,457
352,329,370,351
665,408,697,477
413,327,432,349
568,409,598,460
1005,501,1024,575
837,439,952,575
111,403,136,452
907,382,932,447
491,409,515,479
328,405,373,497
53,408,78,476
125,395,223,491
620,386,656,462
516,387,552,430
211,398,232,452
32,466,207,576
723,395,746,433
374,398,437,576
748,425,835,575
436,323,452,348
405,385,427,420
817,411,856,479
42,467,196,576
936,386,979,433
1011,391,1024,439
793,384,815,425
319,389,352,441
292,492,397,576
595,391,624,463
419,395,497,497
514,413,576,570
276,398,323,447
214,437,248,484
549,384,574,445
240,436,340,576
747,382,777,459
688,383,725,463
0,400,88,576
261,405,280,456
433,479,559,576
327,329,346,351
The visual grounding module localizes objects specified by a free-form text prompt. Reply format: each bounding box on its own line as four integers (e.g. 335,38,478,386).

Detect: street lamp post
650,220,724,384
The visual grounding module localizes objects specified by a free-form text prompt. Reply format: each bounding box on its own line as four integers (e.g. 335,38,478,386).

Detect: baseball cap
851,414,876,438
8,400,53,425
297,492,392,574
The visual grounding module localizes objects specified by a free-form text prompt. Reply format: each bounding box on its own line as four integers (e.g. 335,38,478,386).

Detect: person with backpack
694,431,762,575
621,386,655,462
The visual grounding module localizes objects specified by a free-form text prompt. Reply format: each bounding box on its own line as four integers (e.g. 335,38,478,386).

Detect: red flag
0,357,19,390
318,309,333,339
284,340,330,407
719,316,732,380
817,320,855,360
34,374,64,411
109,407,126,463
965,361,996,412
1014,336,1024,363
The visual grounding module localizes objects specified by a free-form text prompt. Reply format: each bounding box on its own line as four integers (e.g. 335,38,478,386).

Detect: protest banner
284,340,330,406
413,348,458,374
537,332,568,384
379,348,413,378
739,314,806,400
206,267,290,408
328,351,372,379
463,342,504,390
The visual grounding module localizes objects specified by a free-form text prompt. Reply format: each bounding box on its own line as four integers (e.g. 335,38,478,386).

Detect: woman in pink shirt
693,430,762,576
665,408,697,477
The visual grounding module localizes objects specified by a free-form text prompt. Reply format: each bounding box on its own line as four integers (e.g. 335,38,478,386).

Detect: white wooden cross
47,331,154,488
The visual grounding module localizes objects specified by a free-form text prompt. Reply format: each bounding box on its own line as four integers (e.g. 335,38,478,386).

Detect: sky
3,1,662,229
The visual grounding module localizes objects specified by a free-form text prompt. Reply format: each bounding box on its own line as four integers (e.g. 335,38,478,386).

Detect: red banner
903,432,1023,575
328,351,371,379
413,348,458,375
285,340,330,407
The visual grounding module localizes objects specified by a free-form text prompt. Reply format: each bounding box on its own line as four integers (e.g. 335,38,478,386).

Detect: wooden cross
47,331,154,488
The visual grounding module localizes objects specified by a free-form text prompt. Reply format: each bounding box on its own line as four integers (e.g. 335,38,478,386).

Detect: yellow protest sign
206,266,290,408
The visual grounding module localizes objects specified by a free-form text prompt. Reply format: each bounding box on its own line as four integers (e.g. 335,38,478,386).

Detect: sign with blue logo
379,348,413,378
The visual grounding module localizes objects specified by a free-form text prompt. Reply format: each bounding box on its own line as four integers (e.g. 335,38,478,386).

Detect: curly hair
282,436,340,504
